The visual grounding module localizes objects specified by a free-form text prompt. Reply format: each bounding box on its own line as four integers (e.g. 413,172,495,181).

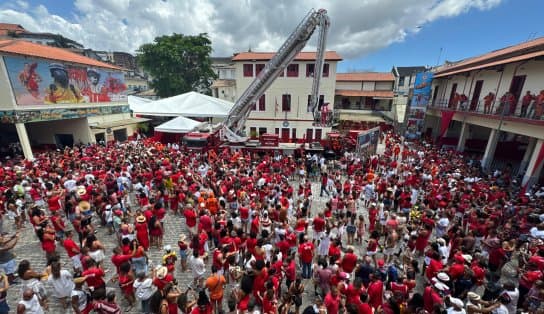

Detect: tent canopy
128,91,234,118
154,116,204,134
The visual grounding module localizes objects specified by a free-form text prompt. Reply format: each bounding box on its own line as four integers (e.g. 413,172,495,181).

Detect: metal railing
430,98,544,120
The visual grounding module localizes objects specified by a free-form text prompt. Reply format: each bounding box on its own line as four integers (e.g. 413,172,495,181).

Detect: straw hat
467,292,481,302
78,201,91,211
156,266,168,280
179,234,187,242
76,186,87,196
136,215,146,223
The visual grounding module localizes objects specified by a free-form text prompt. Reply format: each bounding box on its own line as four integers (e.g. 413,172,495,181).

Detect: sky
0,0,542,73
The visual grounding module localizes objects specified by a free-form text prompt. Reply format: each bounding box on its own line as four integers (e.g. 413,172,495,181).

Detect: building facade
425,37,544,186
231,51,341,142
334,72,394,130
211,57,237,102
0,40,146,159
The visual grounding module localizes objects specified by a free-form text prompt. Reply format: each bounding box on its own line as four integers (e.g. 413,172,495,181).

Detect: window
282,94,291,112
307,95,324,112
398,76,405,87
251,102,256,111
306,129,313,142
243,64,253,77
315,129,322,141
323,63,329,77
281,128,290,140
256,64,265,76
250,127,257,139
291,128,297,140
306,64,315,77
258,127,267,136
286,64,299,77
319,95,325,109
275,128,279,135
258,95,266,111
307,95,312,112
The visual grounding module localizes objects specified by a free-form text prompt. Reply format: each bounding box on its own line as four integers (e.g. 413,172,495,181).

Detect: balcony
312,110,336,127
429,98,544,125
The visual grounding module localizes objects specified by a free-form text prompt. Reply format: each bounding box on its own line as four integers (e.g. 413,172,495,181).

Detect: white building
231,51,342,142
389,66,426,125
211,57,237,103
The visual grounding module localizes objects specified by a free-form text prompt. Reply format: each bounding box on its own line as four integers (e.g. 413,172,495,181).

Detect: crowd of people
0,131,543,314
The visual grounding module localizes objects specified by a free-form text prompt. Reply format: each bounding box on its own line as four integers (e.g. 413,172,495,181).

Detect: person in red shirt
252,260,268,305
111,246,132,275
63,230,82,272
324,286,341,314
312,213,326,243
340,247,358,274
284,256,296,289
183,204,197,236
82,259,106,299
367,271,384,310
298,236,314,279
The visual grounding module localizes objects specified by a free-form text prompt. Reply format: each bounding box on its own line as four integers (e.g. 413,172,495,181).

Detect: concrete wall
88,113,138,143
376,81,394,91
336,81,362,90
0,58,16,110
362,81,375,91
26,117,92,145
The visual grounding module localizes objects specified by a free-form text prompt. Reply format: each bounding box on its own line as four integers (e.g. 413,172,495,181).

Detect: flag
275,97,279,117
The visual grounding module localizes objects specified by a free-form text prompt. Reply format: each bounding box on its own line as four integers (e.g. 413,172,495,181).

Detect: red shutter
306,129,313,142
258,95,266,111
243,64,253,77
256,64,265,76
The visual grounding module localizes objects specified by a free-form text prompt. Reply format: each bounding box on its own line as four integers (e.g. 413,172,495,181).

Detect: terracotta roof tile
336,72,394,82
0,40,121,70
232,51,342,61
335,89,394,98
435,37,544,75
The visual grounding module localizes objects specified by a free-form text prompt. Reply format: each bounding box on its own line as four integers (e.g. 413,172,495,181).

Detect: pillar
522,139,544,187
481,128,499,169
457,121,469,152
15,122,34,160
519,137,537,176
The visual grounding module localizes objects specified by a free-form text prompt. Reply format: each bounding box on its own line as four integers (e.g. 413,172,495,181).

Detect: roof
0,40,121,70
128,91,234,118
154,116,204,133
335,89,394,98
232,51,342,61
336,72,394,82
0,23,26,36
435,36,544,76
434,49,544,78
394,66,426,77
211,57,233,64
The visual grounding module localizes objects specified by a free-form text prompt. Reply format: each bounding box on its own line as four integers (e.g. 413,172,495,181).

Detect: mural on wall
4,56,127,106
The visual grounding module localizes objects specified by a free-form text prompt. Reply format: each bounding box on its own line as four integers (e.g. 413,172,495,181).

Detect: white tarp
154,116,204,134
128,91,233,118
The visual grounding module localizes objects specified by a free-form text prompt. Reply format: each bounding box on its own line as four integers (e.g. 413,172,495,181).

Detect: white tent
128,91,233,118
154,116,204,134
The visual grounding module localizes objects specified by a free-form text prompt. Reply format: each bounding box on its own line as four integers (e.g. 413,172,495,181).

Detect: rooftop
393,66,427,77
232,51,342,61
0,40,121,70
435,36,544,76
336,72,394,82
0,23,27,36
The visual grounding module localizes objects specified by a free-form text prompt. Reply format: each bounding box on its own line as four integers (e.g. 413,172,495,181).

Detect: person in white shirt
188,250,206,287
502,281,519,314
18,288,44,314
446,297,466,314
133,272,156,314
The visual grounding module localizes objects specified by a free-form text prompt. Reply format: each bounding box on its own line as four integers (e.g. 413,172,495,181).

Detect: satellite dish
106,128,112,134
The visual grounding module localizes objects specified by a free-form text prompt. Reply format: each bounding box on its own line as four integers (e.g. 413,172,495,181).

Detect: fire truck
184,9,330,151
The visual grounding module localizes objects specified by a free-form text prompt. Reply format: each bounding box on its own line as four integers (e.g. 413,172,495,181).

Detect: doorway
95,133,105,144
470,80,484,111
448,83,458,108
113,128,127,142
54,134,74,149
281,128,290,141
509,75,526,105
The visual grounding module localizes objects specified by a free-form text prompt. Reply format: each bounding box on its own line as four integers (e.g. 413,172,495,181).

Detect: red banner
439,110,455,138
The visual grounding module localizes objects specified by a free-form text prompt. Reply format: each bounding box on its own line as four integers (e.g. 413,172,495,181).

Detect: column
481,128,498,169
519,137,537,176
522,139,544,187
456,121,469,152
15,122,34,160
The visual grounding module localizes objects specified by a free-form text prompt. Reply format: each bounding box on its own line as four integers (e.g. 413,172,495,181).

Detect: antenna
435,47,443,67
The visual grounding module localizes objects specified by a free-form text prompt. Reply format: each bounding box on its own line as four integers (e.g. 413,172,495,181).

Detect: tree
136,33,216,98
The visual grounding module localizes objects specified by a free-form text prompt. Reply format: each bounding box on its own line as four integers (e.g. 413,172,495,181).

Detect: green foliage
136,33,217,98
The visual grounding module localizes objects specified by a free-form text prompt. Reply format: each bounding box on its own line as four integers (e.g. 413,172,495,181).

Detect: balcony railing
312,110,335,127
429,98,544,121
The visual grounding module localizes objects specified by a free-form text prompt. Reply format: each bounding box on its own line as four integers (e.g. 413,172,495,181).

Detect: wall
26,117,92,145
362,81,375,91
0,58,16,110
87,112,138,143
336,81,362,90
375,81,393,91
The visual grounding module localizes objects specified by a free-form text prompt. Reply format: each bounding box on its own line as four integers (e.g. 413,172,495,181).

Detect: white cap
164,245,172,251
449,297,464,308
462,254,473,263
434,282,448,291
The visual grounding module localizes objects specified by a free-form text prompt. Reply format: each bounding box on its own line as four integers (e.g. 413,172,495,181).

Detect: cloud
0,0,502,60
